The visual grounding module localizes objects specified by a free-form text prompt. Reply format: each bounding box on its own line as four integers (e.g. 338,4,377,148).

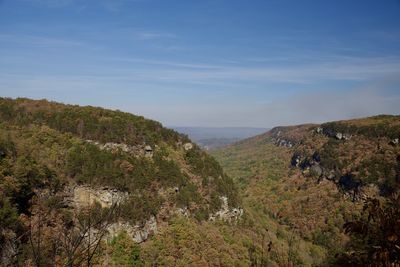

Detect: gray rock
209,196,243,222
327,172,336,181
343,134,351,140
183,142,193,151
107,216,158,243
69,185,157,243
275,138,295,148
335,132,343,140
390,138,399,146
72,186,128,209
310,165,323,178
144,145,153,158
86,140,147,157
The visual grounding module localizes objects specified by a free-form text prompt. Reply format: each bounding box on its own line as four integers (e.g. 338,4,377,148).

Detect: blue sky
1,0,400,127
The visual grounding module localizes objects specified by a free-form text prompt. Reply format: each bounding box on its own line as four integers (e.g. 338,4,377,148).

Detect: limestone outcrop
209,196,243,222
85,140,153,158
65,185,157,243
107,216,158,243
183,142,194,151
71,186,128,208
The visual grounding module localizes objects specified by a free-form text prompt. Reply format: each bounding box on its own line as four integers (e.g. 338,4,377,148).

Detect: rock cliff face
271,130,297,148
66,185,157,243
68,186,243,242
71,185,128,208
320,127,351,140
209,196,243,222
107,216,158,243
85,140,153,158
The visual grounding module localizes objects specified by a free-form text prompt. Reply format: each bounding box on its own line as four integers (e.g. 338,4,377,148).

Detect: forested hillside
213,115,400,266
0,97,241,266
1,98,399,266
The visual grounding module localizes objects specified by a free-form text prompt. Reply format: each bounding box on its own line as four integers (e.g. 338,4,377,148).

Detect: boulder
390,138,399,146
335,132,343,140
326,171,337,181
275,138,295,148
343,134,351,140
144,145,153,157
176,207,190,217
183,142,193,151
310,164,323,178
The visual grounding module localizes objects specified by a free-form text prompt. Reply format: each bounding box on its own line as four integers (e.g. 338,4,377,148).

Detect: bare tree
27,191,119,267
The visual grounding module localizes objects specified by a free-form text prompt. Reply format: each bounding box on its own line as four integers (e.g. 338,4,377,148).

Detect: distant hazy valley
173,127,268,150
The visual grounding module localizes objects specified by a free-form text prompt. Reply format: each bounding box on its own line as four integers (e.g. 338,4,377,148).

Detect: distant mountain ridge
173,126,268,150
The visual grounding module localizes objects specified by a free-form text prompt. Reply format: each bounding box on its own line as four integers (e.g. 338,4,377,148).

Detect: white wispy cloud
0,33,87,48
1,71,400,127
3,52,400,89
103,55,400,84
104,27,177,41
20,0,75,8
135,32,176,40
109,57,225,69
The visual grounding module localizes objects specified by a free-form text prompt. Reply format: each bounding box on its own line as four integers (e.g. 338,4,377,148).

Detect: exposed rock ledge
85,140,154,157
66,186,242,243
66,185,156,243
107,216,158,243
71,185,128,208
209,196,243,222
314,127,351,140
173,196,243,223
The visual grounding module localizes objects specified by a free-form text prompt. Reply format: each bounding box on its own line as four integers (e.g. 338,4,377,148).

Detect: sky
1,0,400,127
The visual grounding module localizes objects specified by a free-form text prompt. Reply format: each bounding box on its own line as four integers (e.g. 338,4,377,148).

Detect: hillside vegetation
2,98,399,266
213,115,400,266
0,97,241,266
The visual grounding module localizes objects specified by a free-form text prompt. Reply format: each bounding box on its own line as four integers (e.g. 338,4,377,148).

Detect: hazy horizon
2,95,400,129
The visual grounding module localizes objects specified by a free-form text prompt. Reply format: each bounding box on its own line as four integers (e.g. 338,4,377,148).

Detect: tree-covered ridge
322,115,400,139
263,115,400,195
0,98,242,266
212,115,400,266
0,97,187,146
0,97,239,202
213,135,358,266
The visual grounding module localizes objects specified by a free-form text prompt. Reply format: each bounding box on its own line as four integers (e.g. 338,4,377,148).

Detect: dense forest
213,115,400,267
0,98,240,266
